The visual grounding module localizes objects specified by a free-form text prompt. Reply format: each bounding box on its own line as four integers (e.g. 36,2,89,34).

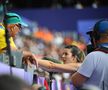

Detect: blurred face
7,24,21,37
60,48,77,64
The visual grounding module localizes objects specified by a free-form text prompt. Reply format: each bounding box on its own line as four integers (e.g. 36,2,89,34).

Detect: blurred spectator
0,74,32,90
33,28,54,43
53,32,64,47
64,37,73,46
44,42,59,60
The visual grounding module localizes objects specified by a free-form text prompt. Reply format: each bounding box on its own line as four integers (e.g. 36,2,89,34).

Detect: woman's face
7,24,21,37
60,48,77,64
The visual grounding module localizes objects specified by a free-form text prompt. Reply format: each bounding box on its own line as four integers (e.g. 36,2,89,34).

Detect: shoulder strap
95,47,108,53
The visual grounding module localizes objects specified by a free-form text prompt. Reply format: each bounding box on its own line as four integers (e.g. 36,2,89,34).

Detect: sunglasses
15,24,22,29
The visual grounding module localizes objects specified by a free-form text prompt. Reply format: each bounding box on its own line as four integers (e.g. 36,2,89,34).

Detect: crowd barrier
0,51,35,85
0,51,23,68
0,51,75,90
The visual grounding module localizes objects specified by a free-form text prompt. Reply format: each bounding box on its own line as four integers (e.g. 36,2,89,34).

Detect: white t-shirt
78,51,108,87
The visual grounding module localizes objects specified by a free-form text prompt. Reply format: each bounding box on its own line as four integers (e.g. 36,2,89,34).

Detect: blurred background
7,0,108,8
0,0,108,54
0,1,108,89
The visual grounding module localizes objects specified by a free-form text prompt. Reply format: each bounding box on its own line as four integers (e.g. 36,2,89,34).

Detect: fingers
22,54,39,68
27,60,32,68
32,54,38,68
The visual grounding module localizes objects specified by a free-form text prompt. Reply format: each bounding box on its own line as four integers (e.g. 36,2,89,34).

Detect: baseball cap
87,20,108,35
5,12,28,27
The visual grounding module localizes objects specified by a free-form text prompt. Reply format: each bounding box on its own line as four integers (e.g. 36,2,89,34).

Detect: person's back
78,50,108,86
71,20,108,90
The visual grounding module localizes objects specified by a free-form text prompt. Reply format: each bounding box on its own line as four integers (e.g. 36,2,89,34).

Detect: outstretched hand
22,53,38,68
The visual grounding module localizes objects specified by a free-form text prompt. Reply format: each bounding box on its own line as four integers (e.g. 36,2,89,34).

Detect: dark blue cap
93,20,108,33
86,20,108,35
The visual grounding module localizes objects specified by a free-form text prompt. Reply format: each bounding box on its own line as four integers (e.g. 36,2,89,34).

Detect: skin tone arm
71,72,88,87
35,58,82,73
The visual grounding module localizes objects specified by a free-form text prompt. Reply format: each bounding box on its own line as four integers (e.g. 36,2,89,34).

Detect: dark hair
0,74,31,90
65,45,85,62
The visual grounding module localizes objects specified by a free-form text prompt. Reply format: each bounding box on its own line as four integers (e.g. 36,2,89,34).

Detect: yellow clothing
0,24,17,53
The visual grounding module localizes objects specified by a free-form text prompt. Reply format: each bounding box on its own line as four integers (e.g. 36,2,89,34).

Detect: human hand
22,53,38,68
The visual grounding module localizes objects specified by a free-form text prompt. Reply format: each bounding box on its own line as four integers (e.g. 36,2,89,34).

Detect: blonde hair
65,45,85,62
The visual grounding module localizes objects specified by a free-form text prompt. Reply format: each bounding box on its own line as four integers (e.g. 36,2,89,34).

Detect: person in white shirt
71,19,108,90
